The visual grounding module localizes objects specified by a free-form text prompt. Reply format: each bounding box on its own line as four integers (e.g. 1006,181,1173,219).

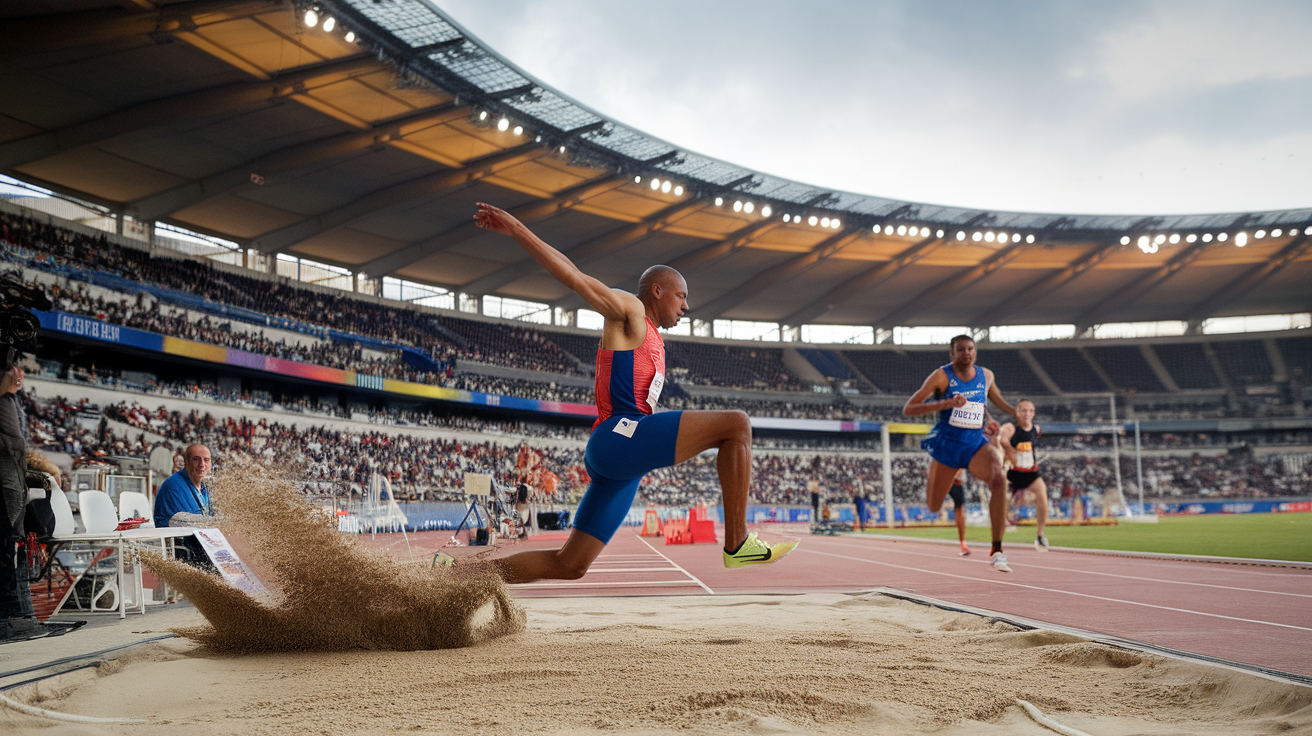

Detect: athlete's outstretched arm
474,203,640,321
998,422,1018,463
903,370,963,417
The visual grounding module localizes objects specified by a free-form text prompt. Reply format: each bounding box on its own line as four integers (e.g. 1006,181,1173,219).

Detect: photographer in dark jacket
0,363,33,637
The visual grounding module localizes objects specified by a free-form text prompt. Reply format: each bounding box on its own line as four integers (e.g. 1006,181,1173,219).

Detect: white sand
4,591,1310,735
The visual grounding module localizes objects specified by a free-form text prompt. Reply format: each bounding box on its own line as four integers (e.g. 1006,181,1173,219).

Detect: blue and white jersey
930,363,989,443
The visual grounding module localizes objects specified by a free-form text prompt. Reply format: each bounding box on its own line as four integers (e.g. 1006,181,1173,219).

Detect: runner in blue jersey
903,335,1019,572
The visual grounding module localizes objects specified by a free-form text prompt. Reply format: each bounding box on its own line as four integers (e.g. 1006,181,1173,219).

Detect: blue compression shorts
575,411,684,544
920,430,990,470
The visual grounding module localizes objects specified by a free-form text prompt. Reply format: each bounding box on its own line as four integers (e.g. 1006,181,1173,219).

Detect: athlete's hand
474,202,521,236
948,394,968,408
984,420,1001,439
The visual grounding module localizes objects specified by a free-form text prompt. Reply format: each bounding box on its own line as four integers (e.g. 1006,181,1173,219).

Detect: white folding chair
77,491,131,612
48,481,76,537
78,491,120,534
117,491,154,526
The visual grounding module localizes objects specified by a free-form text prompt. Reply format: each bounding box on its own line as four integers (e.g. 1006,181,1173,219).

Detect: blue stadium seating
842,350,947,394
1153,343,1220,389
797,348,855,380
1211,340,1273,386
974,348,1050,396
1030,348,1109,393
1087,345,1167,393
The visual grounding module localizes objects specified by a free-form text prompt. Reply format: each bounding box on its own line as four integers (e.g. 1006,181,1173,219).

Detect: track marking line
797,548,1312,632
805,536,1312,598
513,580,702,588
569,567,685,573
635,534,715,595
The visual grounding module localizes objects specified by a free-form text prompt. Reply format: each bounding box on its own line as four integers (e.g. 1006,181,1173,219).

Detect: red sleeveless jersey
594,316,666,429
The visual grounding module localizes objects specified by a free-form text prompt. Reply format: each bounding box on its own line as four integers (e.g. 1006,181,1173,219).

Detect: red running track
436,527,1312,679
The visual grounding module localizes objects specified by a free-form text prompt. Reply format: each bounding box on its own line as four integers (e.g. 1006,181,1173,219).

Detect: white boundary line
635,534,715,595
513,580,702,588
798,547,1312,632
806,536,1312,598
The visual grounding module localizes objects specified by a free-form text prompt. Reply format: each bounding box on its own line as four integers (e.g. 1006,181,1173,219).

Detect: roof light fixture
1120,236,1131,245
1202,233,1213,242
1186,233,1197,243
715,197,724,206
650,178,661,191
535,135,542,142
761,205,771,217
674,185,684,196
1305,226,1312,235
984,232,995,242
1234,232,1247,247
1154,234,1165,245
936,229,945,238
972,231,982,242
634,176,642,184
559,146,565,153
1169,233,1180,244
957,231,967,241
832,219,841,229
479,111,488,121
661,180,672,194
1218,232,1228,241
1254,229,1266,239
344,31,355,43
744,202,754,213
733,200,743,212
1272,228,1282,237
305,9,318,27
808,216,819,226
497,118,509,132
322,16,336,31
1025,234,1035,243
785,215,793,223
895,225,906,236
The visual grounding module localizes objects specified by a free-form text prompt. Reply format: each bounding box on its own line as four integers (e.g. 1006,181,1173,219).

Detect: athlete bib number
948,401,985,429
646,372,665,412
1015,441,1035,471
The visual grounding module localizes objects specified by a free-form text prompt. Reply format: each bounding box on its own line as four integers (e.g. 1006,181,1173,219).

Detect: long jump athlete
904,335,1018,573
469,203,797,583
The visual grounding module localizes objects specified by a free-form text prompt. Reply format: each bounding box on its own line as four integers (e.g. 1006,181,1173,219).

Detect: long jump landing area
453,527,1312,681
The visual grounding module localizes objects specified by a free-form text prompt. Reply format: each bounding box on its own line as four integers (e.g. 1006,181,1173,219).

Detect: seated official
154,444,214,528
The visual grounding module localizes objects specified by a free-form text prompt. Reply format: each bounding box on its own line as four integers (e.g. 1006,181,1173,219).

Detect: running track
436,528,1312,678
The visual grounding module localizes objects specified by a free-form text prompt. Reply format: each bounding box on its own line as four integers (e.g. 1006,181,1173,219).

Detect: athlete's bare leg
967,443,1007,549
672,410,753,553
1031,477,1049,537
955,501,968,550
489,529,606,584
925,460,959,513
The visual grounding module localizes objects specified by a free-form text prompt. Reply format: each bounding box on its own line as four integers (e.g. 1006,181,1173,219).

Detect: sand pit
4,592,1312,735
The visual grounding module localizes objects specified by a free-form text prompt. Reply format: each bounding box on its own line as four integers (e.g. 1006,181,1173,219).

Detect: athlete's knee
719,410,751,442
553,550,592,580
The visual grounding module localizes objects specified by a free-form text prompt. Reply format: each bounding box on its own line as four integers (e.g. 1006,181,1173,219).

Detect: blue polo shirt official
153,469,211,528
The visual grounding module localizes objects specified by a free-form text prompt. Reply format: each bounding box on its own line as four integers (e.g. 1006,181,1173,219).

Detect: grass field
862,512,1312,562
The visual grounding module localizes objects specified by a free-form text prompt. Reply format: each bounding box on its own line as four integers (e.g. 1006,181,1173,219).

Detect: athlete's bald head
638,265,684,300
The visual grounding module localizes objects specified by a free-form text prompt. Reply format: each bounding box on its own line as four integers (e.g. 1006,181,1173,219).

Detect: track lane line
635,534,715,595
801,536,1312,598
797,547,1312,632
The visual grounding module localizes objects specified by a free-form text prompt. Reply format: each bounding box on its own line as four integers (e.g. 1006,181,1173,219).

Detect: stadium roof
1,0,1309,332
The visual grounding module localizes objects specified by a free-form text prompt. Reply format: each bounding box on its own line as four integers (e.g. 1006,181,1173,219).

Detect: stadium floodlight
1235,232,1248,247
661,180,672,194
1186,233,1197,243
832,219,841,229
1202,233,1213,242
761,205,771,217
497,118,510,132
650,178,661,191
821,217,831,228
634,176,642,183
1120,236,1130,245
957,231,966,241
479,111,488,121
1272,228,1282,237
1011,233,1020,242
808,215,819,226
972,231,982,242
322,16,336,31
715,197,724,206
559,146,566,153
936,229,945,238
744,202,754,213
305,9,318,27
674,185,684,196
1169,233,1180,244
1255,230,1266,239
1218,232,1228,241
1306,226,1312,235
345,31,356,43
984,232,995,242
535,135,542,142
895,224,906,236
513,125,523,136
1153,234,1165,245
1025,234,1035,243
1137,235,1150,251
882,225,892,235
785,215,793,223
733,200,743,212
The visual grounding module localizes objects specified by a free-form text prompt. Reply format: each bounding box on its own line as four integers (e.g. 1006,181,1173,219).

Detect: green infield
861,512,1312,562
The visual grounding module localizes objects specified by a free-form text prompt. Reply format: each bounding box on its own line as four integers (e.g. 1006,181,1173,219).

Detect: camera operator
0,362,33,637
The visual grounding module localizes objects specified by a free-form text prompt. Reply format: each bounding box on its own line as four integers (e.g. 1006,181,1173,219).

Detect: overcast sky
436,0,1310,217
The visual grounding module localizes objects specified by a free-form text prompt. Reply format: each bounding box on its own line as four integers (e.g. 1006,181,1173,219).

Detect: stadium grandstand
0,0,1308,522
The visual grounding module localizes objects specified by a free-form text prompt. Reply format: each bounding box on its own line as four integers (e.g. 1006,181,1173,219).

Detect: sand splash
142,465,523,653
